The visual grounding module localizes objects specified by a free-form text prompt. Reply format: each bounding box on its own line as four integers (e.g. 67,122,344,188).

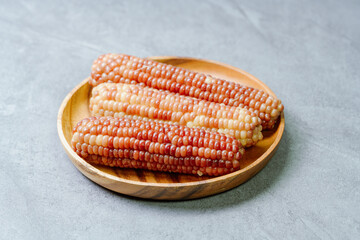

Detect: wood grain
57,56,285,200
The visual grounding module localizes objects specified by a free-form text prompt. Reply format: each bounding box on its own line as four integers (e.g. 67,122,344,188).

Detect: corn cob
71,116,244,176
89,54,284,129
90,83,263,147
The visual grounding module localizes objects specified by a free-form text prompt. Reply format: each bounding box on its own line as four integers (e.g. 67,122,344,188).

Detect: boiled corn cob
72,116,244,176
90,83,263,147
89,54,284,129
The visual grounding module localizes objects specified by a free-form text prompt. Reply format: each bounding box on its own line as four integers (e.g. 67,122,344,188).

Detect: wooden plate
57,56,285,200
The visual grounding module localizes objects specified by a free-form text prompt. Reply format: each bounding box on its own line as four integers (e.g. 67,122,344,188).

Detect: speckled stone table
1,0,359,239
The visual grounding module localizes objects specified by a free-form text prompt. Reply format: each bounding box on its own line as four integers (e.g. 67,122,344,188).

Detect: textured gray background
0,0,359,239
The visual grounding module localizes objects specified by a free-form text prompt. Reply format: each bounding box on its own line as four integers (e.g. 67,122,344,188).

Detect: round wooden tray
57,56,285,200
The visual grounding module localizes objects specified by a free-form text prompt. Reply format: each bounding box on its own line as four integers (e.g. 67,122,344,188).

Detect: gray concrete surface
0,0,359,239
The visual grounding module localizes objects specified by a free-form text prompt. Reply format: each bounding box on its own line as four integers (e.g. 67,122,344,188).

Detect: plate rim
57,56,285,188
